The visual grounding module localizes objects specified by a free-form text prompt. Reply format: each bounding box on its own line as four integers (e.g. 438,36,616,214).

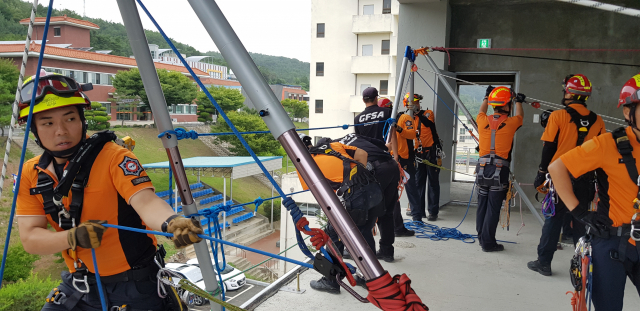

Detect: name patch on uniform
131,176,151,186
119,156,143,176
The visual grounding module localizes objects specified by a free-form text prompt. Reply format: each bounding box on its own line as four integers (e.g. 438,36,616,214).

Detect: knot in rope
157,128,199,140
283,197,303,222
366,272,429,311
295,217,329,249
252,196,264,209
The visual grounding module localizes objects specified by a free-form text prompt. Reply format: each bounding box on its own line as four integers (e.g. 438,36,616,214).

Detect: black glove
516,93,526,103
485,85,495,98
570,208,613,237
533,170,547,192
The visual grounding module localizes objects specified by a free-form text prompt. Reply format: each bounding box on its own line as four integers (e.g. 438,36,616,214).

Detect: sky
39,0,311,62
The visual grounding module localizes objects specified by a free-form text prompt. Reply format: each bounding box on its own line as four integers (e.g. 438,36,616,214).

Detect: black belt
78,263,158,284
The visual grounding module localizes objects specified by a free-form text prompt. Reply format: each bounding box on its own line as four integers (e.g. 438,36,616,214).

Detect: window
83,72,89,83
380,80,388,95
95,73,101,85
316,62,324,76
69,70,75,80
362,44,373,56
108,75,114,85
317,23,325,38
102,103,111,115
383,0,391,14
191,105,198,114
381,40,390,55
167,105,174,113
175,105,184,114
459,128,466,135
53,27,61,37
360,84,371,95
151,51,156,59
315,100,323,113
363,5,374,15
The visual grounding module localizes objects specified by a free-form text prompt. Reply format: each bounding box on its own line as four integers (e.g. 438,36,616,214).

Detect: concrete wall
447,1,640,199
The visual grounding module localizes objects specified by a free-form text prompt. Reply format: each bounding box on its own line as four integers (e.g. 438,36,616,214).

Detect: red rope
431,46,640,53
366,272,429,311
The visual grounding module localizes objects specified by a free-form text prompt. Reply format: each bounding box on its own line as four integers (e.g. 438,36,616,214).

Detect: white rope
557,0,640,18
416,66,628,128
0,0,39,199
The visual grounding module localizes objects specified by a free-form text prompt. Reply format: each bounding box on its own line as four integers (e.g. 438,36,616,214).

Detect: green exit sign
477,39,491,49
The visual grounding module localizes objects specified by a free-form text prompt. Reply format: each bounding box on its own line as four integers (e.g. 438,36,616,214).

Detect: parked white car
185,258,247,291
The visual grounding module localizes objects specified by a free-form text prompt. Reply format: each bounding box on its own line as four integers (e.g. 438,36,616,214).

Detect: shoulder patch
131,176,151,186
119,156,143,176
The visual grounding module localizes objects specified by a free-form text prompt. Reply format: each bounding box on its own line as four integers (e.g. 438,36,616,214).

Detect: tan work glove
162,215,203,249
68,220,108,251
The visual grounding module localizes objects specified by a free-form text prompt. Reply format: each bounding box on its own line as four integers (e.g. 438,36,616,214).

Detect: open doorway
452,73,519,182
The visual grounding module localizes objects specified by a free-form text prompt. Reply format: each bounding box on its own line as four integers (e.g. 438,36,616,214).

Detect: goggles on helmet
20,75,81,105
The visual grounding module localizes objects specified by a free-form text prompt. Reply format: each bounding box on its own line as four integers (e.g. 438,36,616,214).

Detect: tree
196,86,244,117
0,58,19,105
281,99,309,120
109,94,144,126
212,111,282,156
84,102,111,130
111,68,198,107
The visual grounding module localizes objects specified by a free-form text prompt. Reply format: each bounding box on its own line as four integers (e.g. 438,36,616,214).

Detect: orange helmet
618,74,640,108
563,74,592,101
487,87,514,107
377,97,392,108
403,93,423,106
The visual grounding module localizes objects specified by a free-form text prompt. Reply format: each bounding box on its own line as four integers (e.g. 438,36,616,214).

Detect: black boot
376,249,394,263
527,260,552,276
395,227,415,237
310,277,340,294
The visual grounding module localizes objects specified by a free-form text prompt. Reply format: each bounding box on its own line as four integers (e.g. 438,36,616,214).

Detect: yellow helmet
19,70,91,122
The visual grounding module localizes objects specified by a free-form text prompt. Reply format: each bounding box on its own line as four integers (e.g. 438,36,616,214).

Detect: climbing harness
476,114,510,187
565,105,598,146
308,143,384,226
567,235,593,311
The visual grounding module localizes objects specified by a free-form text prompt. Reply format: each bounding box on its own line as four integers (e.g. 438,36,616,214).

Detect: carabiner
631,213,640,241
72,274,90,294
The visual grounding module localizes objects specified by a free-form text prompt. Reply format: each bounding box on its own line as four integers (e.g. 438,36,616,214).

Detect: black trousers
475,164,510,249
372,159,400,256
399,157,422,221
393,201,405,231
590,235,640,311
415,159,441,217
41,270,164,311
536,199,587,266
536,177,593,265
326,211,377,256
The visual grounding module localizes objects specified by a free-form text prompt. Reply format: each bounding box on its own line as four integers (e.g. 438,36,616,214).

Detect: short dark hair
363,96,377,104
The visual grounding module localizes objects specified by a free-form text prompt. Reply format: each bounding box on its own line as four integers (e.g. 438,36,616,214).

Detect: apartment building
309,0,399,141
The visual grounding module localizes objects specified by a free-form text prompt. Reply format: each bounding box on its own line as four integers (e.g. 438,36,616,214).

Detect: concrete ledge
239,258,311,310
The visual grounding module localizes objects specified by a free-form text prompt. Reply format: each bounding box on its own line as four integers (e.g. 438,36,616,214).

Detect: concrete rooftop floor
257,182,640,311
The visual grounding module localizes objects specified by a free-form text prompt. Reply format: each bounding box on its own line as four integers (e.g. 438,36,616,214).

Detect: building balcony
351,55,392,74
352,14,393,34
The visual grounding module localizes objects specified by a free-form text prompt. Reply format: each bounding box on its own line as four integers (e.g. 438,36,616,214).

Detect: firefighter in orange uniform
549,74,640,311
397,94,422,222
475,86,525,252
528,74,606,276
16,72,201,310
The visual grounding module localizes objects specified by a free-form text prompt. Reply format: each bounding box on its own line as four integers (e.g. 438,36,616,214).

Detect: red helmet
618,74,640,108
377,97,392,108
563,74,592,100
487,87,513,107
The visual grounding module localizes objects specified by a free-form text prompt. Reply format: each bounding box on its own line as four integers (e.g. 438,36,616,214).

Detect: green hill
1,0,309,89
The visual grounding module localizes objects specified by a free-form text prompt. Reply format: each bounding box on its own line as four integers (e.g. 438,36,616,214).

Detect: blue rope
205,219,226,308
0,0,55,288
91,249,108,311
541,189,556,219
136,0,328,263
102,224,313,268
157,121,386,141
415,71,478,145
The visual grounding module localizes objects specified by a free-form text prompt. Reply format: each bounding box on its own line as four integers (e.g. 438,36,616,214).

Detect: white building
309,0,399,142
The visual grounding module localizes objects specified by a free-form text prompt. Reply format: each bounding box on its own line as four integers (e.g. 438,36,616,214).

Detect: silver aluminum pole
115,0,221,307
424,53,478,133
386,46,410,143
187,0,384,280
0,0,38,199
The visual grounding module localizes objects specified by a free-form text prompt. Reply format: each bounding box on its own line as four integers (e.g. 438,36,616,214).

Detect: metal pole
230,172,233,202
424,53,478,133
0,0,39,200
390,46,411,122
115,1,221,308
514,181,544,226
223,176,226,238
466,149,470,173
187,0,384,280
407,64,415,118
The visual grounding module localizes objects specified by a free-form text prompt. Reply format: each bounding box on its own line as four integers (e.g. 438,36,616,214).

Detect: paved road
190,282,267,310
